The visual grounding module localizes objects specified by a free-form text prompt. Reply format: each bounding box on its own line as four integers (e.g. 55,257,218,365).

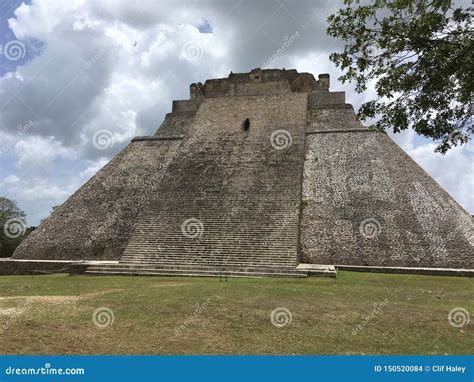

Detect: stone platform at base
0,259,336,278
1,259,472,278
83,262,336,278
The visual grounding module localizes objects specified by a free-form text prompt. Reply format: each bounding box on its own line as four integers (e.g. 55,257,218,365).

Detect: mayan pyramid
12,68,473,277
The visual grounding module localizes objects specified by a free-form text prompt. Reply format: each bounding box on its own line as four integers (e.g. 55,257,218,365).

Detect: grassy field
0,272,472,355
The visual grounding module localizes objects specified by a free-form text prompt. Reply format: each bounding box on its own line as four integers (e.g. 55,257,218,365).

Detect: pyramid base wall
0,259,88,275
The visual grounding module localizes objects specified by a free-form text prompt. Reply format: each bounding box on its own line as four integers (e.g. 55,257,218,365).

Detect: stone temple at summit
10,68,474,277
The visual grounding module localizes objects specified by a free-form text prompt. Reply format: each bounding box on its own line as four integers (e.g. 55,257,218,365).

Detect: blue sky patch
197,19,213,34
0,0,43,76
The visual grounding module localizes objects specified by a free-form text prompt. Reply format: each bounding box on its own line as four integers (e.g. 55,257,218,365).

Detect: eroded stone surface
301,131,473,268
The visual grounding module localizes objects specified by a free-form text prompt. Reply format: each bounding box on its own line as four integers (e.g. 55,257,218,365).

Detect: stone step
139,207,300,210
119,261,297,267
120,255,296,260
119,255,297,261
121,251,296,255
126,231,298,236
119,259,297,265
85,270,306,278
88,264,301,273
120,252,297,257
84,263,336,278
122,244,297,249
127,231,299,236
120,253,296,258
85,267,305,278
86,263,306,271
123,253,296,258
124,241,298,247
133,215,299,218
135,215,299,219
120,254,297,260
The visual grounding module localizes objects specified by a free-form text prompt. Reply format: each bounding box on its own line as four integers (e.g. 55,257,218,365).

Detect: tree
0,197,27,257
327,0,473,153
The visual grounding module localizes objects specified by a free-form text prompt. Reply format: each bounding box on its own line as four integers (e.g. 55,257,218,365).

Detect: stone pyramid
12,69,473,276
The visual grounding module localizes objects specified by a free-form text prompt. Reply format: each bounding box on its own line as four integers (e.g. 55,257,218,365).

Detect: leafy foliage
0,197,29,257
327,0,473,153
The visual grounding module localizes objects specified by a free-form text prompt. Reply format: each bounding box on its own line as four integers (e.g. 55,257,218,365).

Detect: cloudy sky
0,0,472,225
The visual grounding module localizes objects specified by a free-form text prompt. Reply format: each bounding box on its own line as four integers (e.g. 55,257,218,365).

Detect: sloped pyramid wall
13,140,182,261
301,106,474,268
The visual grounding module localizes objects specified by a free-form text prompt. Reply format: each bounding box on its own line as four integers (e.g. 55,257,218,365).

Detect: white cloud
405,142,473,213
14,136,77,169
3,175,19,185
8,0,85,40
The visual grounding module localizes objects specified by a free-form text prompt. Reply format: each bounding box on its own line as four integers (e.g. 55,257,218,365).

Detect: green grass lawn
0,272,472,355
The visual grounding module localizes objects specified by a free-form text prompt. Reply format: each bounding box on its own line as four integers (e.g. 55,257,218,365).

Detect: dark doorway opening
242,118,250,131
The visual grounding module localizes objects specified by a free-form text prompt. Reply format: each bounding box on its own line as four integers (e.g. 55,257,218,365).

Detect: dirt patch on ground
0,283,190,324
0,288,123,306
149,282,193,288
0,295,81,307
0,307,25,316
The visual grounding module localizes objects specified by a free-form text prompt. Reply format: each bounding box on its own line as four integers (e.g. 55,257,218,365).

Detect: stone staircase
86,95,320,278
120,192,301,267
